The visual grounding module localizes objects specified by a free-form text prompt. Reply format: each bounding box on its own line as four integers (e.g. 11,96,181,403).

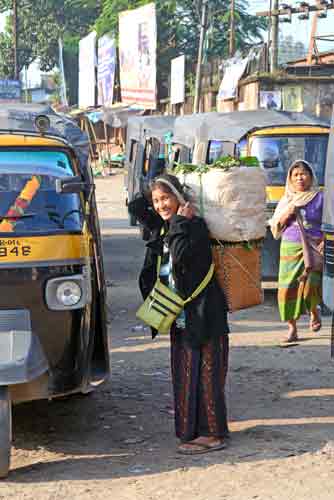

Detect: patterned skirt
170,328,229,442
278,239,322,321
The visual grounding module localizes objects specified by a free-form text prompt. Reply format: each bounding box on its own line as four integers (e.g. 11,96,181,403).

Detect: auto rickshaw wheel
0,387,11,478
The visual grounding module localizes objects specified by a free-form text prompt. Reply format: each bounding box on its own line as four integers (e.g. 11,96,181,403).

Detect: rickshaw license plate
0,240,32,258
0,235,88,264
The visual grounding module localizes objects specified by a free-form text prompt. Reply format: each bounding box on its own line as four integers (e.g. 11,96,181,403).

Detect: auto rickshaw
0,104,110,477
171,110,330,280
322,107,334,325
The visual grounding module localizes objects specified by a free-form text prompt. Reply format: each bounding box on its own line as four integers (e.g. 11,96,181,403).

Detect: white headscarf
270,159,320,239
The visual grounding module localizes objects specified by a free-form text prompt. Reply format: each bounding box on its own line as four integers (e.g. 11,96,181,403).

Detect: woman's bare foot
284,320,298,342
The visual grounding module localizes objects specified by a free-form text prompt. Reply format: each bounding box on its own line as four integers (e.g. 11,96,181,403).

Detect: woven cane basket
212,244,263,312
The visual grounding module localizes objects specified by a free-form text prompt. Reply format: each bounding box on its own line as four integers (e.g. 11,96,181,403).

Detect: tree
94,0,266,97
0,0,101,103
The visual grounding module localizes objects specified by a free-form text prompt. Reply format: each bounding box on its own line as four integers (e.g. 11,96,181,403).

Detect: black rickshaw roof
127,115,176,142
0,103,89,173
172,110,330,148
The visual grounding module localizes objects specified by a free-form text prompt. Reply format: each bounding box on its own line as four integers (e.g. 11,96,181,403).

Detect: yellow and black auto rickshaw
171,110,330,279
0,104,110,477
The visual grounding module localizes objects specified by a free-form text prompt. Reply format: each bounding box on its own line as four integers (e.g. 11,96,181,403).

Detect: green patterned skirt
278,240,322,321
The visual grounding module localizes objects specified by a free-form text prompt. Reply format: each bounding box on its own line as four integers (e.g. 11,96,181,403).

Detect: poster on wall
218,56,248,101
119,3,157,109
78,31,97,109
98,35,116,107
282,86,303,112
0,80,21,102
260,91,281,110
170,55,185,105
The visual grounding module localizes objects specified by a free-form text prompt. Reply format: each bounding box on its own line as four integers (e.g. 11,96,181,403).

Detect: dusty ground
1,172,334,499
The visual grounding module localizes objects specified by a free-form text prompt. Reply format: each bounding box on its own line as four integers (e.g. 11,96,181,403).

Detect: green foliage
174,155,260,174
0,0,100,94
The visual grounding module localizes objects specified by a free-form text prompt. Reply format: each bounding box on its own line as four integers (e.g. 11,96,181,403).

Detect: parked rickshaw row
124,110,330,280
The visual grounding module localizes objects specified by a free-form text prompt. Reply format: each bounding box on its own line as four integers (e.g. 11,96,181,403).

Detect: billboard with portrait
119,3,157,109
78,31,97,109
98,35,116,107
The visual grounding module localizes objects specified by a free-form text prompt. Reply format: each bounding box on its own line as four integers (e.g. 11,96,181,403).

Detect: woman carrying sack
270,160,324,342
128,174,230,455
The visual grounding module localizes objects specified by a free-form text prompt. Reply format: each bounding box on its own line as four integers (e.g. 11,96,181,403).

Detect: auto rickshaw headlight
56,281,82,306
45,272,91,310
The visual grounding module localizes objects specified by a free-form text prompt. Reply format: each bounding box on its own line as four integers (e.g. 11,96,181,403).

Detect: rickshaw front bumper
0,310,48,385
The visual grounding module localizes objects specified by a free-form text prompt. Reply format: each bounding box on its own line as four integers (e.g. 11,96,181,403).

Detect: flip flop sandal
310,319,322,332
177,441,226,456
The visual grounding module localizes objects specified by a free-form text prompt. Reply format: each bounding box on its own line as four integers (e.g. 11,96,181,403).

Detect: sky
250,0,334,52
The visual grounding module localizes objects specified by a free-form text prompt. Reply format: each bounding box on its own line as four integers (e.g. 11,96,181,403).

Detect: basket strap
215,240,262,292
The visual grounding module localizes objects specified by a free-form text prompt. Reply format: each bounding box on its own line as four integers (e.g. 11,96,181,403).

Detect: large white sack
178,167,267,242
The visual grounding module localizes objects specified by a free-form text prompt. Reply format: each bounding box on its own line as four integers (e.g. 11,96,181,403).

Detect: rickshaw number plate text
0,240,31,258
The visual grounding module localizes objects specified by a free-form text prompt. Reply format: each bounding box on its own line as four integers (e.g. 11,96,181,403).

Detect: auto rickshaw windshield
0,150,83,235
250,134,328,185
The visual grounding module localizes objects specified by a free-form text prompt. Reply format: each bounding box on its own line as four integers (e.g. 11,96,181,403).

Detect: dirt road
1,173,334,500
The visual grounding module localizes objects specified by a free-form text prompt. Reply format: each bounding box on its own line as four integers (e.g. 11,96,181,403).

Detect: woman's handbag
296,209,324,273
136,254,215,334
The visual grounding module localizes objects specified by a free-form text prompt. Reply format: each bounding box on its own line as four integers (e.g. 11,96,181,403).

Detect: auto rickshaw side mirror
56,176,89,194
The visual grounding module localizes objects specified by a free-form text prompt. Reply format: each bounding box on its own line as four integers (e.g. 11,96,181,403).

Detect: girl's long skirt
170,328,229,442
278,239,322,321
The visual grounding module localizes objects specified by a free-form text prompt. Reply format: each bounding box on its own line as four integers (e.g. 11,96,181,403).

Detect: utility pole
270,0,279,72
229,0,235,58
193,0,208,114
13,0,19,80
257,1,334,71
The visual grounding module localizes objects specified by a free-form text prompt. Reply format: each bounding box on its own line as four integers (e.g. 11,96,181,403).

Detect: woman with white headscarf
270,160,324,342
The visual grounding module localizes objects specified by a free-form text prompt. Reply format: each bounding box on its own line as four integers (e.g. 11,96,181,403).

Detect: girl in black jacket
129,174,230,455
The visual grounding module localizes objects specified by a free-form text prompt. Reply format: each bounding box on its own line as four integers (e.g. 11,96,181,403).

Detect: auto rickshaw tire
0,387,11,478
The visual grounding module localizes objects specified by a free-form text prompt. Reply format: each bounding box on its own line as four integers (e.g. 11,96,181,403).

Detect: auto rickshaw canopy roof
172,110,330,148
0,103,89,176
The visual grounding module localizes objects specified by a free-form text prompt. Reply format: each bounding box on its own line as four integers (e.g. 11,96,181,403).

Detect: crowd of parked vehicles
124,110,330,280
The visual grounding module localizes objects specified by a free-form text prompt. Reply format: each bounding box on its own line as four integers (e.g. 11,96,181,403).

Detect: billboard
0,80,21,103
98,35,116,107
170,55,185,105
119,3,157,109
78,31,97,108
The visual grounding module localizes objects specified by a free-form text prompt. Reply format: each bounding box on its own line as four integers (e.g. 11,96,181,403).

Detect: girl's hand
177,202,195,219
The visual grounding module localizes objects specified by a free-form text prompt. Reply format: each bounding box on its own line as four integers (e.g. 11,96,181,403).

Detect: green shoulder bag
136,253,214,335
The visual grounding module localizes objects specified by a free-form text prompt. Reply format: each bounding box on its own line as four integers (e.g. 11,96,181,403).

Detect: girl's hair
149,173,188,203
289,160,314,179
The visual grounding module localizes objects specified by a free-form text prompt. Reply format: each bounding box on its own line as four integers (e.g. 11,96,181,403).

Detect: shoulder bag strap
184,263,215,304
295,208,313,270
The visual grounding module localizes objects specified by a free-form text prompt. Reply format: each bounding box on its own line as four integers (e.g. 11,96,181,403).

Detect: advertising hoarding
78,31,97,108
98,35,116,107
119,3,157,109
170,55,185,105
